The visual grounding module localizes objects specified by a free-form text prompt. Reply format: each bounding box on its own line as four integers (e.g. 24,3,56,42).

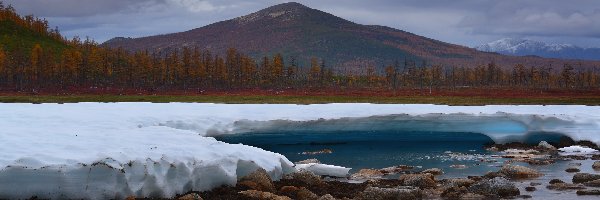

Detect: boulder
421,168,443,175
379,165,413,174
498,165,542,179
317,194,336,200
546,183,586,191
239,168,275,192
355,186,422,200
583,179,600,187
441,178,475,188
593,161,600,170
573,173,600,184
525,186,536,192
577,190,600,195
549,179,564,184
468,177,520,197
239,190,292,200
398,173,437,188
351,169,384,180
283,170,323,186
538,141,557,150
178,193,203,200
295,159,321,165
566,167,581,173
279,186,319,200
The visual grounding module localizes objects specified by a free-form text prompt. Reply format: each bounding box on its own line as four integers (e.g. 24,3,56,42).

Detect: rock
295,159,321,164
538,141,557,150
421,168,443,175
450,164,468,169
355,186,422,200
459,193,486,199
577,189,600,195
283,170,323,186
483,172,507,179
530,182,542,186
239,168,275,192
239,190,292,200
573,173,600,184
442,178,475,188
525,159,555,165
498,165,543,179
178,193,203,200
379,165,413,174
398,173,437,188
441,186,468,199
525,186,536,192
468,177,520,197
569,163,583,166
546,183,586,191
592,155,600,160
278,186,319,200
593,161,600,169
517,194,533,199
351,169,384,180
301,149,333,155
549,179,565,184
583,179,600,187
566,167,581,173
317,194,336,200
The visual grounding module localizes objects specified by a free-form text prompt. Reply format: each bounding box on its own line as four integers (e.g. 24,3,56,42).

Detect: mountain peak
233,2,312,24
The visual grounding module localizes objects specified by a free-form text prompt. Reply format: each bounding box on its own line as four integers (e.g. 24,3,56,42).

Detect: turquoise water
216,131,505,177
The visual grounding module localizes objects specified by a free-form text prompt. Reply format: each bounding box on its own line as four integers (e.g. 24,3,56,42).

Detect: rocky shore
174,140,600,200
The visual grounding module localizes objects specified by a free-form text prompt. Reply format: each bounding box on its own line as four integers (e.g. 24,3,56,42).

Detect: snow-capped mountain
476,38,600,61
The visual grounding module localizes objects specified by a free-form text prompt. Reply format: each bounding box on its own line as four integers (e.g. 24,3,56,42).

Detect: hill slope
104,2,600,69
0,18,67,53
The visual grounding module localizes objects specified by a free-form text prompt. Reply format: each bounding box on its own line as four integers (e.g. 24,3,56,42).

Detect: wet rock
459,193,486,199
398,173,437,188
583,179,600,187
530,182,542,186
177,193,203,200
355,186,422,200
239,190,292,200
351,169,384,180
421,168,443,175
593,161,600,169
592,155,600,160
441,178,475,188
525,159,555,165
296,159,321,164
538,141,557,150
239,168,275,192
546,183,586,191
468,177,520,197
566,167,581,173
577,189,600,195
573,173,600,184
569,163,582,166
517,194,533,198
283,170,323,186
483,171,507,179
301,149,333,155
525,186,536,192
498,165,542,179
549,179,565,184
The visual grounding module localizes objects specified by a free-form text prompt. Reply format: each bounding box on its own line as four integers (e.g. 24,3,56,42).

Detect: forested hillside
1,1,599,95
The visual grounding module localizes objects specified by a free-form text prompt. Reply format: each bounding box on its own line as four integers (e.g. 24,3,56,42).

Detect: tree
309,57,320,85
0,47,6,84
561,64,574,88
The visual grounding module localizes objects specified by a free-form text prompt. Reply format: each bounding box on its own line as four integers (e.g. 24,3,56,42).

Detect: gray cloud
4,0,600,47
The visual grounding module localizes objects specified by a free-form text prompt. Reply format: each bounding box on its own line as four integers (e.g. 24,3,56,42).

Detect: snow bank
295,163,351,177
1,103,599,198
558,145,599,155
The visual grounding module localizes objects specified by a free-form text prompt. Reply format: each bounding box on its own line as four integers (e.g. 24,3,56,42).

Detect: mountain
103,2,600,69
0,17,67,53
476,38,600,61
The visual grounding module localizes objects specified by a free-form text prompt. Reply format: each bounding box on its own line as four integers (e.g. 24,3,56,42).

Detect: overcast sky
5,0,600,48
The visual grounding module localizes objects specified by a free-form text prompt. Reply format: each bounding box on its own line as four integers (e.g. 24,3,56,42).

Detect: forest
1,2,599,95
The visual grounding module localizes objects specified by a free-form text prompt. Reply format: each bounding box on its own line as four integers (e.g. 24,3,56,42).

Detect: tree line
1,2,599,93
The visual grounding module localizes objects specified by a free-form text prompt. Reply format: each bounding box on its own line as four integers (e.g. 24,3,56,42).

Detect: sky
5,0,600,48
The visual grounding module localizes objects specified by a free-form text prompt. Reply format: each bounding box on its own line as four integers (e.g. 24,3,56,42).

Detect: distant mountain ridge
476,38,600,61
103,2,600,69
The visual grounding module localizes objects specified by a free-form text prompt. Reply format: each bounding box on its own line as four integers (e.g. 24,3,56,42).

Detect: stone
593,161,600,170
577,189,600,195
283,170,323,186
441,186,468,199
459,193,486,199
355,186,422,200
583,179,600,187
566,167,581,173
530,182,542,186
278,186,319,200
317,194,336,200
295,159,321,165
546,183,586,191
442,178,475,188
239,168,275,192
239,190,292,200
538,141,557,150
351,169,384,180
379,165,413,174
549,179,564,184
468,177,520,197
421,168,443,175
498,165,543,179
398,173,437,188
525,186,536,192
573,173,600,184
178,193,203,200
